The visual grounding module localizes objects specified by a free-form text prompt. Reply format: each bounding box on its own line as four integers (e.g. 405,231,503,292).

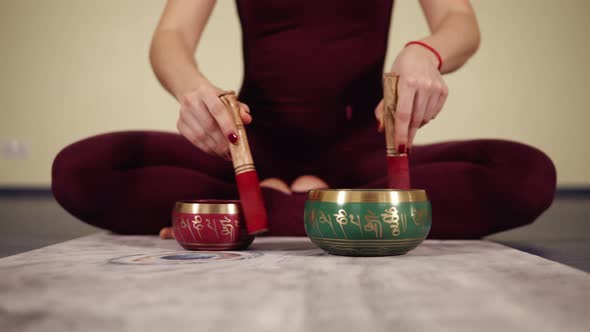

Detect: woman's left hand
375,44,448,153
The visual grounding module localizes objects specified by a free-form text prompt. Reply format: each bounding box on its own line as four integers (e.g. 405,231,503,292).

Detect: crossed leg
52,131,556,239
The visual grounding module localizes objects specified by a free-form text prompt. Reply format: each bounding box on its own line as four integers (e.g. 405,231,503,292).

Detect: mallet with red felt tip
219,91,269,235
383,73,411,190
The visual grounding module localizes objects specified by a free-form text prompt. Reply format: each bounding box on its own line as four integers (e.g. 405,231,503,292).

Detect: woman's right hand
176,77,252,161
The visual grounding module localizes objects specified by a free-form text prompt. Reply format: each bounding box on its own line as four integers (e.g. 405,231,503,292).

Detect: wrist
174,74,209,102
404,41,442,71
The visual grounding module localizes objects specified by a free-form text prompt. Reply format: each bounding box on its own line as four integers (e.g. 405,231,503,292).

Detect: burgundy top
236,0,395,141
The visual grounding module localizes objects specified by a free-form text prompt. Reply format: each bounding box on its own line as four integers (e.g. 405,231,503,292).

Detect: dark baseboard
554,187,590,198
0,187,54,197
1,186,590,199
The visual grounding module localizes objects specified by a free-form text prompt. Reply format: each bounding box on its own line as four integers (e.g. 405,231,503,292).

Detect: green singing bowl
304,189,431,256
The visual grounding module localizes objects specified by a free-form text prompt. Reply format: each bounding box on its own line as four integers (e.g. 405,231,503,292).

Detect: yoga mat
0,234,588,332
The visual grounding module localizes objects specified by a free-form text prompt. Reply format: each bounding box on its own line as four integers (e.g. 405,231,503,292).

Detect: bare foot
290,175,329,193
260,177,292,195
159,227,174,239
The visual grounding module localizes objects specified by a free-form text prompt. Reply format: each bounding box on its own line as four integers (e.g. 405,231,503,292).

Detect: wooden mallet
219,91,269,235
383,73,411,189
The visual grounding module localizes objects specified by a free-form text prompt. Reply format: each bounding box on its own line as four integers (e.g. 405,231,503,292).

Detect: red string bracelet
405,41,442,71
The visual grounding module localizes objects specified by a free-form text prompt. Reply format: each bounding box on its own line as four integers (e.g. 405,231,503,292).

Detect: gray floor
1,194,589,272
486,197,590,272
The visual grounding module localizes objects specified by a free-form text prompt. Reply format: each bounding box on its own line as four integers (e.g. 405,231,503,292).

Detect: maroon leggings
51,129,556,239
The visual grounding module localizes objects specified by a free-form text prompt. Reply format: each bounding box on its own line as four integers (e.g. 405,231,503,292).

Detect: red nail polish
228,133,238,144
398,144,406,154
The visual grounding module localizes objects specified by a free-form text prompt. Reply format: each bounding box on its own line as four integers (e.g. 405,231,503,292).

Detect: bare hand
375,44,448,152
177,77,252,160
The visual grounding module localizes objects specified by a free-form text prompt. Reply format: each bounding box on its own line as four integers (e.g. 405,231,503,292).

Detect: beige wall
1,0,588,187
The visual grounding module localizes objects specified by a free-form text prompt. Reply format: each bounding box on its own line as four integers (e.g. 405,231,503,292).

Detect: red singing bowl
172,200,254,251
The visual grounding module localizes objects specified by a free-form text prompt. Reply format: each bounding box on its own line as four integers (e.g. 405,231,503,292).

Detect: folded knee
51,145,106,222
51,146,79,206
493,144,556,228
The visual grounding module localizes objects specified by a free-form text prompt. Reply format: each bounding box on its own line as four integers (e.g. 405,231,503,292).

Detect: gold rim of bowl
307,189,428,203
174,200,241,214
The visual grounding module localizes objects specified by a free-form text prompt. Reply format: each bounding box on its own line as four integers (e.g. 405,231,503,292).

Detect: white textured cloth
0,234,588,332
